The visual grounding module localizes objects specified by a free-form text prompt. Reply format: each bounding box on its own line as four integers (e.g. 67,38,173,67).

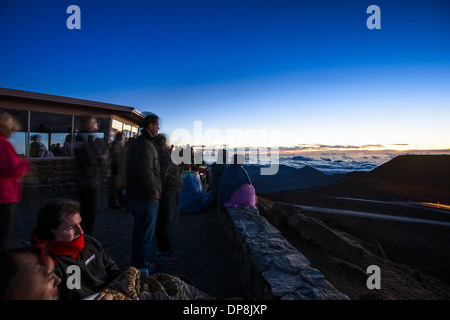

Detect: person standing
108,131,125,210
126,114,162,272
153,134,182,262
0,110,30,251
73,114,110,235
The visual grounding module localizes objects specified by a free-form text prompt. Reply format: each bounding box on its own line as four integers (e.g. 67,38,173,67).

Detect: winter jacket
73,134,110,188
179,173,214,214
126,130,162,201
0,134,30,204
158,148,182,194
50,234,121,300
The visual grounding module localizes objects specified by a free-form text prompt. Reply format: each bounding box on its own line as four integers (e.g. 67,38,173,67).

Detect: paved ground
9,187,247,299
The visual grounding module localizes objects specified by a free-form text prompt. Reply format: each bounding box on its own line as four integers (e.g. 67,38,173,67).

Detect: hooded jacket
217,163,252,209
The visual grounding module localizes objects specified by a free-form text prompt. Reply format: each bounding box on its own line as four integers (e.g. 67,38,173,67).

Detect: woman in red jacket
0,110,30,251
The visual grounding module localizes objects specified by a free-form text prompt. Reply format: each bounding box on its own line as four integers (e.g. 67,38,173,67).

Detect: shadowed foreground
9,187,247,299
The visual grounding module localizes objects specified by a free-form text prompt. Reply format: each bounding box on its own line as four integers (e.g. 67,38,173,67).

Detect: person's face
36,256,61,300
19,253,61,300
157,138,167,151
148,120,159,137
3,118,13,138
52,212,83,242
87,118,99,133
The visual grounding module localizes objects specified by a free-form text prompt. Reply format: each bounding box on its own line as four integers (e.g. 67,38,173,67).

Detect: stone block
223,206,349,300
261,269,304,298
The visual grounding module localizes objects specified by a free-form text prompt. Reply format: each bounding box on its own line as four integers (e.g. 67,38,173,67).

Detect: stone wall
219,204,349,300
22,158,77,194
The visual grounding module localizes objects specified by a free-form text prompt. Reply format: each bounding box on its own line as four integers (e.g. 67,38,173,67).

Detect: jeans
129,200,160,268
155,192,178,253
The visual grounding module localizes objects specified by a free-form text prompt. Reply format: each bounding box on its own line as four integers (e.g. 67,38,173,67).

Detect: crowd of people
0,109,258,300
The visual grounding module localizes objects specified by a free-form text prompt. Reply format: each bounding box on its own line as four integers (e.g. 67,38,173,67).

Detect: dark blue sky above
1,0,449,150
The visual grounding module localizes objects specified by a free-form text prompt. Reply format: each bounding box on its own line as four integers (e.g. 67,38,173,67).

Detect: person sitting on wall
218,154,257,211
211,149,228,200
179,169,214,214
30,198,121,300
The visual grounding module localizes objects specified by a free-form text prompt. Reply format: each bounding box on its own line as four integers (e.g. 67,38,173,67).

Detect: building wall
22,158,78,194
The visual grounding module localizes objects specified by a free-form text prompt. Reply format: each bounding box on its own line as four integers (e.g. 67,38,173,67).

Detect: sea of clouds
278,155,389,174
244,153,397,175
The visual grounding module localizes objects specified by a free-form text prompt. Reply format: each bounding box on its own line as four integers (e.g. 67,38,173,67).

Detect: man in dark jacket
30,199,121,300
126,114,162,271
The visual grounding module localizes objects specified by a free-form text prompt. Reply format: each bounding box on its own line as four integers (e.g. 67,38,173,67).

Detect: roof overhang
0,87,146,124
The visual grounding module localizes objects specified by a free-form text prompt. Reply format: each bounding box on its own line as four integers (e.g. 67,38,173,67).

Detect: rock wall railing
219,205,349,300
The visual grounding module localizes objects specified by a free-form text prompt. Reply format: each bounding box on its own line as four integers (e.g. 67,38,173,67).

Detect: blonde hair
0,110,22,137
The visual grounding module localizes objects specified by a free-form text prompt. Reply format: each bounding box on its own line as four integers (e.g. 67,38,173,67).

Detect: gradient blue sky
1,0,449,152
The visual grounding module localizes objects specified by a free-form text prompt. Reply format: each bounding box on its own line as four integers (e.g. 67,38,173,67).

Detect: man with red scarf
30,199,121,300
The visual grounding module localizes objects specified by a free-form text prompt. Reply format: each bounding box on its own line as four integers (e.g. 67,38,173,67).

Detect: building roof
0,87,145,124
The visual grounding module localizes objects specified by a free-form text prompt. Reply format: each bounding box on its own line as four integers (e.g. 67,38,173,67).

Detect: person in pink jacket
0,110,30,251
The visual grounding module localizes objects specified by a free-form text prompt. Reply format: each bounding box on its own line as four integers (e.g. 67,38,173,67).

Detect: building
0,87,147,192
0,87,145,157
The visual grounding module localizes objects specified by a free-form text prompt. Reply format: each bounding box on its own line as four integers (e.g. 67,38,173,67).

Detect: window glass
9,132,27,156
131,126,138,138
74,115,109,142
112,119,123,135
97,117,110,141
123,124,132,140
30,111,72,157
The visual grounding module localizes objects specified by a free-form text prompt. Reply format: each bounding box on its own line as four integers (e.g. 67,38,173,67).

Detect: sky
1,0,450,156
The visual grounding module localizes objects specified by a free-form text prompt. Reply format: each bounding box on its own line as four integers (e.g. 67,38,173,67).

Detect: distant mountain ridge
269,155,450,203
245,164,345,193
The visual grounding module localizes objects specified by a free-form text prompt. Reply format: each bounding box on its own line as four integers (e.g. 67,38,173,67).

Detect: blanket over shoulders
96,267,216,300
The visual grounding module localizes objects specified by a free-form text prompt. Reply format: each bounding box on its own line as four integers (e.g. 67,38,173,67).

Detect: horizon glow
1,0,449,154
